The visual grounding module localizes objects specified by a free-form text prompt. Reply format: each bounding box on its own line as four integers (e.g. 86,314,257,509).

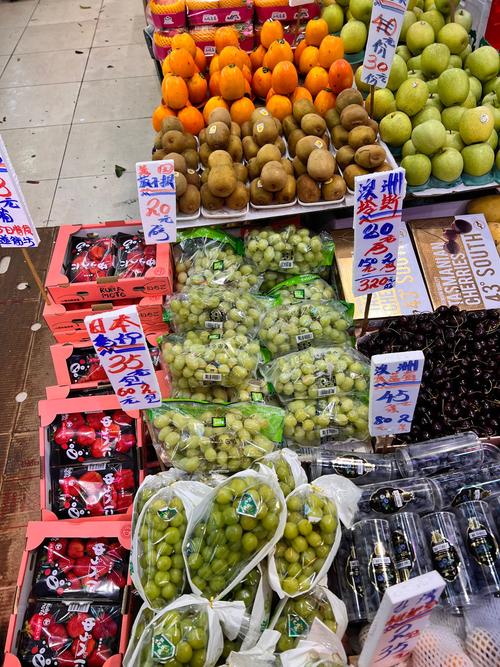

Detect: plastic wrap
131,469,184,535
224,630,279,667
432,464,500,508
147,401,284,474
268,274,337,305
395,431,483,477
68,236,116,282
169,378,273,405
123,603,155,666
115,232,156,278
67,348,108,384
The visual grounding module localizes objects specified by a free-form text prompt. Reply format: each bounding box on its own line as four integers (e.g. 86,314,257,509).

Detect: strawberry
72,557,91,578
54,424,76,446
86,412,106,430
67,539,85,560
92,613,118,640
66,613,88,639
87,647,112,667
76,425,96,446
114,490,133,512
79,471,103,484
46,538,68,562
115,433,136,454
88,501,105,516
65,572,82,591
46,623,69,652
71,636,96,659
91,438,110,459
60,477,81,498
65,413,86,429
26,612,54,640
56,649,77,666
113,469,134,491
111,410,133,426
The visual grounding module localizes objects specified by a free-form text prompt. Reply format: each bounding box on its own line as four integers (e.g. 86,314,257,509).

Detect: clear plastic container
482,443,500,464
355,477,441,520
454,500,500,595
309,450,398,486
395,431,483,477
421,511,478,610
432,464,500,508
330,530,367,623
352,518,398,621
389,512,432,582
487,493,500,526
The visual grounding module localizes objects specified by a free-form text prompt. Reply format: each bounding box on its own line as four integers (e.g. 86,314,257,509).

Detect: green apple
413,6,424,18
434,0,452,14
426,78,439,94
426,93,443,110
401,154,432,185
406,20,435,55
346,8,353,18
321,4,344,32
448,55,463,68
487,130,498,151
349,0,373,23
453,9,472,32
400,11,417,42
444,130,464,151
438,68,470,106
402,139,417,157
441,105,466,130
496,150,500,170
466,46,500,83
379,111,413,146
412,105,442,126
407,69,425,80
482,92,498,106
469,76,483,101
460,43,472,62
421,43,450,78
459,106,495,144
396,45,413,62
340,20,367,53
412,118,446,154
354,66,370,92
365,89,396,120
483,103,500,131
424,0,436,10
431,147,464,181
462,143,495,176
387,54,408,92
421,9,445,36
396,78,429,115
483,76,500,96
462,91,477,108
407,55,422,71
335,0,349,6
496,79,500,99
438,23,469,54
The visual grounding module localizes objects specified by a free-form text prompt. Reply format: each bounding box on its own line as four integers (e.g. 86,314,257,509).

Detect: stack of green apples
321,0,374,54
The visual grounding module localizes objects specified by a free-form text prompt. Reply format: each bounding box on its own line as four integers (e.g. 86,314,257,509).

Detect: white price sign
136,159,176,245
361,0,410,89
369,351,424,436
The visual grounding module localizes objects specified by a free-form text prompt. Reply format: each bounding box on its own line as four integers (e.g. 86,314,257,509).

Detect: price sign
361,0,410,88
85,305,162,410
136,159,176,245
0,136,40,248
358,571,445,667
369,351,424,436
352,168,406,297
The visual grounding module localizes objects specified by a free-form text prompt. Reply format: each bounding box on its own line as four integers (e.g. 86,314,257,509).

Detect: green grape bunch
273,488,338,596
257,451,303,498
269,275,336,305
184,475,283,598
175,245,261,292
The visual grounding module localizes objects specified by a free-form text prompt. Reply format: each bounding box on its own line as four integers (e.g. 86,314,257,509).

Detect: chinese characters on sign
84,305,162,410
361,0,410,88
352,168,406,297
136,159,176,245
369,351,424,436
358,571,445,667
0,136,40,248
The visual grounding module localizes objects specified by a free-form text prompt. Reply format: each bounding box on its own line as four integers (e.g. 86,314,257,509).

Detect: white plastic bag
122,602,155,666
226,630,280,666
132,470,183,535
279,619,348,667
258,448,308,497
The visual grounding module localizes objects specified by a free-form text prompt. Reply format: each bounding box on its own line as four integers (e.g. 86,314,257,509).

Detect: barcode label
320,427,338,438
432,542,450,554
68,602,90,613
296,332,314,343
203,373,222,382
280,260,294,269
87,463,106,471
372,556,391,566
349,560,359,567
318,387,336,397
396,559,412,569
469,529,487,539
205,321,223,329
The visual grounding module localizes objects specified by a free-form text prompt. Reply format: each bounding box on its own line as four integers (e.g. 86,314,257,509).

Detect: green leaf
115,164,126,177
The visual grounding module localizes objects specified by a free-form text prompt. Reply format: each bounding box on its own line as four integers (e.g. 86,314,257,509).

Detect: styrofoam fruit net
410,626,473,667
464,597,500,667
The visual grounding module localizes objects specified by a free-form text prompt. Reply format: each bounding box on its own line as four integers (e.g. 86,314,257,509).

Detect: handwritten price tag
369,351,424,436
0,136,40,248
352,168,406,297
136,159,176,245
361,0,410,88
85,305,162,410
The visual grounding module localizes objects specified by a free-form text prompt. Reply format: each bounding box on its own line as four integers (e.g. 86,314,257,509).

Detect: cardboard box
45,370,171,401
45,221,173,305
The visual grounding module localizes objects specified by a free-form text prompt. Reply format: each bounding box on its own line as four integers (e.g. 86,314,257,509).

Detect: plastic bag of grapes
126,593,246,667
259,301,354,359
261,346,370,403
268,274,338,305
224,629,280,666
147,401,285,475
131,480,211,610
123,603,155,666
169,379,273,405
283,396,369,447
165,286,272,338
257,448,308,498
174,227,262,293
183,467,287,600
268,475,361,598
161,332,261,391
270,585,348,653
279,619,348,667
132,469,184,535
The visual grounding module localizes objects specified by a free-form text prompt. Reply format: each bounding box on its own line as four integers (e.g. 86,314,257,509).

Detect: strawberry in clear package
115,232,156,278
31,538,128,600
68,237,116,284
17,601,121,667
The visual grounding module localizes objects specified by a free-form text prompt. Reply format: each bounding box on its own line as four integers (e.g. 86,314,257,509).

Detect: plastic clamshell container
395,431,483,477
309,450,398,486
4,519,132,667
432,463,500,509
355,477,441,520
45,221,173,305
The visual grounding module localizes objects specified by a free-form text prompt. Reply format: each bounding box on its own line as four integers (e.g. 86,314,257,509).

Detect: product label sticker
452,486,490,506
317,386,336,398
152,634,175,662
287,613,309,638
158,507,178,521
280,260,294,269
203,372,222,382
369,543,397,593
236,492,258,518
346,549,364,597
212,260,224,271
369,487,413,514
250,391,264,403
467,521,499,567
430,532,461,582
296,332,314,343
333,455,373,478
392,529,415,580
212,417,226,427
294,289,305,299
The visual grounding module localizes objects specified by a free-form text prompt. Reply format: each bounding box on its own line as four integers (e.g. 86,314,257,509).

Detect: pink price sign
136,159,176,245
352,168,406,298
84,305,162,410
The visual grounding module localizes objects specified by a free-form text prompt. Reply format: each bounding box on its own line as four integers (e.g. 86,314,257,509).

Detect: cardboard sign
369,351,424,436
0,136,40,248
361,0,410,88
136,159,176,245
84,305,162,410
353,168,406,297
358,571,445,667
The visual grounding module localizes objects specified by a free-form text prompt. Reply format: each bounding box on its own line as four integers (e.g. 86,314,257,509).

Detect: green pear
426,93,443,110
413,6,424,18
406,20,435,55
424,0,436,10
438,23,469,54
466,46,500,83
365,89,396,120
340,20,367,53
335,0,349,6
483,76,500,96
434,0,452,14
402,139,417,157
453,9,472,32
412,118,446,154
346,8,353,19
438,68,470,106
379,111,413,146
462,143,495,176
354,66,370,93
448,55,463,68
443,130,464,151
407,69,426,80
459,106,495,144
421,43,450,78
431,147,464,181
321,4,345,33
487,130,498,151
426,78,439,94
460,43,472,62
349,0,373,24
469,76,483,101
421,9,445,36
387,55,408,92
396,78,429,115
441,105,466,130
396,45,413,62
400,11,417,42
401,154,432,185
412,105,442,127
